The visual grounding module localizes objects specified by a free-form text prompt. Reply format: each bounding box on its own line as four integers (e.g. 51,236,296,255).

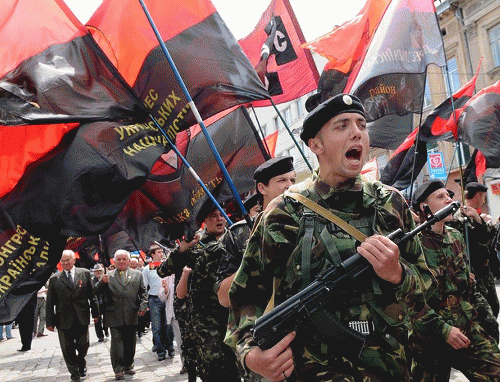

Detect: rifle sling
264,192,368,313
286,192,368,243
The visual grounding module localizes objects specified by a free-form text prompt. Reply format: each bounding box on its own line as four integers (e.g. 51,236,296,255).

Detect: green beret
254,156,294,184
300,93,365,143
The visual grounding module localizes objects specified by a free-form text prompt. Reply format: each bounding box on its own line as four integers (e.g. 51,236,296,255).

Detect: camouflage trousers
291,344,411,382
411,322,500,381
194,323,241,382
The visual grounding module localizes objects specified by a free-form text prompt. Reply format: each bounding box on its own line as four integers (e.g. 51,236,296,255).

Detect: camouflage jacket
225,175,436,371
157,229,229,328
411,225,482,345
214,219,253,292
448,211,500,279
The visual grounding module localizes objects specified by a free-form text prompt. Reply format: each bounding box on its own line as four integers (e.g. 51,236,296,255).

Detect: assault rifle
251,201,460,355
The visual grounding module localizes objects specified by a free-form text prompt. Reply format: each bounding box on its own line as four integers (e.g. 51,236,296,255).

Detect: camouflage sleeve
157,248,189,278
411,229,470,342
225,197,298,368
214,229,246,292
381,188,452,341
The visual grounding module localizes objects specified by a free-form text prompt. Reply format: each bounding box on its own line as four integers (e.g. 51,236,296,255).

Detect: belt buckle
348,320,372,335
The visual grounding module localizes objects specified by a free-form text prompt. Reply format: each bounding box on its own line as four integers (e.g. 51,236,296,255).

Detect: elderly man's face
114,254,130,271
310,112,369,185
60,253,75,272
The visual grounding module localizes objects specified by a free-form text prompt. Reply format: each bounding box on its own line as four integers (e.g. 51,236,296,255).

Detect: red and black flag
0,0,144,199
420,62,480,143
347,0,446,149
380,66,480,189
110,106,269,242
238,0,319,107
87,0,269,141
451,81,500,168
380,127,427,190
0,0,153,323
303,0,391,110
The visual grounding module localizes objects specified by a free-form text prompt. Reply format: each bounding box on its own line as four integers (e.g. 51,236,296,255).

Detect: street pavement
0,322,472,382
0,325,188,382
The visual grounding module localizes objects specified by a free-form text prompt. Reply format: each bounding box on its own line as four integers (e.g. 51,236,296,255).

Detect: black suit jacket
46,267,99,330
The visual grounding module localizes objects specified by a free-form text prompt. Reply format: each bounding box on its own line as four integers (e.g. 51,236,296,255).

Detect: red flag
87,0,269,140
348,0,446,122
380,127,428,190
265,131,279,157
238,0,319,107
449,80,500,168
0,0,143,199
420,60,481,142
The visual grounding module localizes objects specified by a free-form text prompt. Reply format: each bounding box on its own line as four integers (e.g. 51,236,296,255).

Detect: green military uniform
172,271,198,382
226,174,436,381
448,211,500,342
158,230,241,382
410,225,500,381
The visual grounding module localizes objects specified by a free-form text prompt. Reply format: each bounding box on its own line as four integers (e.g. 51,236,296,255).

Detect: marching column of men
36,93,500,381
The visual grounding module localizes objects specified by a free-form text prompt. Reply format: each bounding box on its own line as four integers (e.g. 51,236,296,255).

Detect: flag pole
443,63,470,262
149,114,233,226
270,99,313,172
138,0,249,227
250,105,272,158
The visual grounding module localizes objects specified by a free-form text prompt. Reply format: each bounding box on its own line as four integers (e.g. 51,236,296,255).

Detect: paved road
0,325,188,382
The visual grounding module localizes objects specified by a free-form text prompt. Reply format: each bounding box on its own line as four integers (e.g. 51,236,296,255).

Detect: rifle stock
251,201,459,351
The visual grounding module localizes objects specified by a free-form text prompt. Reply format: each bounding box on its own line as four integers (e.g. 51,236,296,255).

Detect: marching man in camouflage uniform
157,203,241,382
410,180,500,381
216,156,296,308
225,94,437,381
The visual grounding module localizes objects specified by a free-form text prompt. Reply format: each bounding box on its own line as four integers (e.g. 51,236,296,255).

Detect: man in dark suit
46,250,99,382
95,249,148,380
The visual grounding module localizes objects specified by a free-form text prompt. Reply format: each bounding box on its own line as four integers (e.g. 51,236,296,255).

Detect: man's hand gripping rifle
251,201,460,353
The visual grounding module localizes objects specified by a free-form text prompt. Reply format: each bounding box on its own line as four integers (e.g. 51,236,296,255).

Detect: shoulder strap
285,191,367,243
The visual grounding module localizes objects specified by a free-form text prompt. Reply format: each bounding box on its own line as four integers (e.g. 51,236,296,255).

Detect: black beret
300,93,365,143
254,156,294,184
465,182,488,192
412,180,446,210
243,193,260,211
196,201,217,225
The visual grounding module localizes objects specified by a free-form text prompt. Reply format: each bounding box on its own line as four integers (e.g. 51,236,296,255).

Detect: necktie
65,271,74,286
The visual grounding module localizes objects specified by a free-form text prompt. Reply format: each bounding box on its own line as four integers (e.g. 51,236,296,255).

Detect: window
443,57,460,96
295,99,303,118
423,77,432,109
283,107,292,127
273,116,280,131
489,23,500,67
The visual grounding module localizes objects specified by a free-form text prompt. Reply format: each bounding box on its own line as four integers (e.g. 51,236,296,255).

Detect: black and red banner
238,0,319,107
117,106,269,242
380,68,480,189
0,0,144,199
303,0,390,110
87,0,269,140
452,81,500,168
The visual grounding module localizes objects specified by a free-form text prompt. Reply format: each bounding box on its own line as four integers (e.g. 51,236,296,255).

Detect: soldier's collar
313,175,362,201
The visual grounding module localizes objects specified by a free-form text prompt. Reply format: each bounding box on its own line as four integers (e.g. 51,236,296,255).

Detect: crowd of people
4,93,500,381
